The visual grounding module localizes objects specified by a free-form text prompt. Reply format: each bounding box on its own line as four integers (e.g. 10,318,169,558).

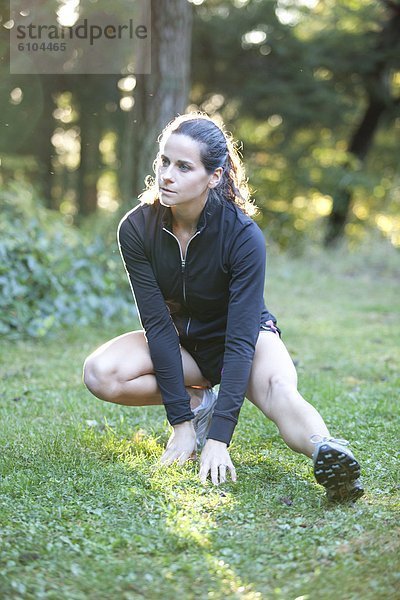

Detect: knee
268,372,298,400
83,355,117,400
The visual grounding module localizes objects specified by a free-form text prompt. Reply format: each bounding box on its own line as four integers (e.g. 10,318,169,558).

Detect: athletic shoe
192,387,218,451
311,435,364,502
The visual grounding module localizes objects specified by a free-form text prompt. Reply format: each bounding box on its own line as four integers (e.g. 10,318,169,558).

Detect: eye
160,156,169,167
179,164,190,171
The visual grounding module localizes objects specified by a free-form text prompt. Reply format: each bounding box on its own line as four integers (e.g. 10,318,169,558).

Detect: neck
171,197,208,233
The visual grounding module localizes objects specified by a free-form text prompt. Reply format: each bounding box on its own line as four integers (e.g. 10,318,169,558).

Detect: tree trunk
324,8,400,247
75,76,104,217
77,104,101,216
35,77,57,208
324,99,386,246
118,109,134,205
127,0,193,204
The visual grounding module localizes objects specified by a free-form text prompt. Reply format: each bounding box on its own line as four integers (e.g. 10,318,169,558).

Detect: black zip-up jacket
117,195,277,445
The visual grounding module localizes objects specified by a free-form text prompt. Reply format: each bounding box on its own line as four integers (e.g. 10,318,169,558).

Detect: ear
208,167,223,189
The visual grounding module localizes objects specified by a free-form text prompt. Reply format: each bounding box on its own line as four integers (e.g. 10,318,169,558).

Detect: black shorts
181,319,281,387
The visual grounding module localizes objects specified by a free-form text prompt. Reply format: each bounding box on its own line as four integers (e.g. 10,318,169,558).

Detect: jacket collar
160,194,219,233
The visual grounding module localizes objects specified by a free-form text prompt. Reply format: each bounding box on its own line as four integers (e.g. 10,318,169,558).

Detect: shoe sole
327,483,364,503
314,444,364,502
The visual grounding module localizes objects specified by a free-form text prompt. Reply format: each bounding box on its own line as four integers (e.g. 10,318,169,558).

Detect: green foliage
192,0,400,248
1,0,398,248
0,182,133,338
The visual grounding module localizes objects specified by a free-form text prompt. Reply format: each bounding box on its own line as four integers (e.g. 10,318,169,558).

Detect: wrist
173,420,194,431
205,438,227,449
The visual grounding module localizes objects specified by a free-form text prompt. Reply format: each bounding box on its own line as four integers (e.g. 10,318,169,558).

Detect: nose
162,164,175,183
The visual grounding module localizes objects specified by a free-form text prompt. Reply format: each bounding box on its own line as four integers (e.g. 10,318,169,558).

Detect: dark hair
140,112,258,217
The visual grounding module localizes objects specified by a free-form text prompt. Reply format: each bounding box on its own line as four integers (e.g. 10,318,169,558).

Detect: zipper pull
181,259,185,273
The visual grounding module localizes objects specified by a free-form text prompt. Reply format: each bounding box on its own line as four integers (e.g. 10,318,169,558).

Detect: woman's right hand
159,421,197,466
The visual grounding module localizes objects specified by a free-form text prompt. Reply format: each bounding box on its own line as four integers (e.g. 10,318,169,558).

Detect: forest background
0,0,399,337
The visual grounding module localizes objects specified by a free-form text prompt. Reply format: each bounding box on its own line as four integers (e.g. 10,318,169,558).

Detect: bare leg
246,332,330,457
83,330,211,408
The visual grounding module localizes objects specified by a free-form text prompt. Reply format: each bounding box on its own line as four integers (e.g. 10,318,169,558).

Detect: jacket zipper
162,227,200,335
186,316,192,337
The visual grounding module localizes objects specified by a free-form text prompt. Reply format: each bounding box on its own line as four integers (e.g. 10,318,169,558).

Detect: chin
159,196,177,207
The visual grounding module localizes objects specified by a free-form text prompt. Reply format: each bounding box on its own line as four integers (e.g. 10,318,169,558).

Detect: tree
1,0,194,219
128,0,193,201
190,0,400,248
325,0,400,245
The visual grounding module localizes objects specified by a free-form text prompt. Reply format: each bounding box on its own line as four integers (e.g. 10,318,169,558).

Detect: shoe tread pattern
314,444,364,502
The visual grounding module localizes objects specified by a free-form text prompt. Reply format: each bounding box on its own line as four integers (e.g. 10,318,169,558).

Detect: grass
1,238,399,599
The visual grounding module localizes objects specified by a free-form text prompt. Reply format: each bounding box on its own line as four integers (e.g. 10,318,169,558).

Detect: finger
199,462,210,484
160,454,173,466
219,464,226,484
211,462,219,486
160,449,177,466
177,451,190,466
228,463,237,482
159,447,171,463
159,451,168,464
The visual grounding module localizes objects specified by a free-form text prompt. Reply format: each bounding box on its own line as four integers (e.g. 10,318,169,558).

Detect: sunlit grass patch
1,242,399,598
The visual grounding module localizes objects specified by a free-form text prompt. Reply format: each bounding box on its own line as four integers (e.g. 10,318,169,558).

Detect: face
157,133,221,209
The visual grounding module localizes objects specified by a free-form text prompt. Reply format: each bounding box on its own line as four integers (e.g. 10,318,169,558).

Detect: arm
117,215,193,426
207,222,267,445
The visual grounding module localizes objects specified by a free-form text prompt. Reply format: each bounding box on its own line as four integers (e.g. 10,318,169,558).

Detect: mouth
160,187,177,195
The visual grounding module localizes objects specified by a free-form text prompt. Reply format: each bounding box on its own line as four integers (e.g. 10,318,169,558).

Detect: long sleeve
117,216,193,425
207,223,266,445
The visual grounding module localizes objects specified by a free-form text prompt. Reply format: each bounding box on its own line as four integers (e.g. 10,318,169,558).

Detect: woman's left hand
199,439,237,485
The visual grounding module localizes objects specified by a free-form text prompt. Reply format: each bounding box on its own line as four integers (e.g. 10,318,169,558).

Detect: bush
0,183,135,338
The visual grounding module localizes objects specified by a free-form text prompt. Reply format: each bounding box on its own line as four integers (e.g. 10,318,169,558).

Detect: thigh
246,331,298,407
84,330,211,387
182,339,225,387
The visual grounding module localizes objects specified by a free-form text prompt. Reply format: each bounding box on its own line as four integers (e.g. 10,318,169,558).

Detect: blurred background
1,0,399,338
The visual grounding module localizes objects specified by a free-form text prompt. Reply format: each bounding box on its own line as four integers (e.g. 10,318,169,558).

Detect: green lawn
1,240,399,599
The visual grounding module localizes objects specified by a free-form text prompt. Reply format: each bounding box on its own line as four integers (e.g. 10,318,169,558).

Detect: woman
83,113,363,501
